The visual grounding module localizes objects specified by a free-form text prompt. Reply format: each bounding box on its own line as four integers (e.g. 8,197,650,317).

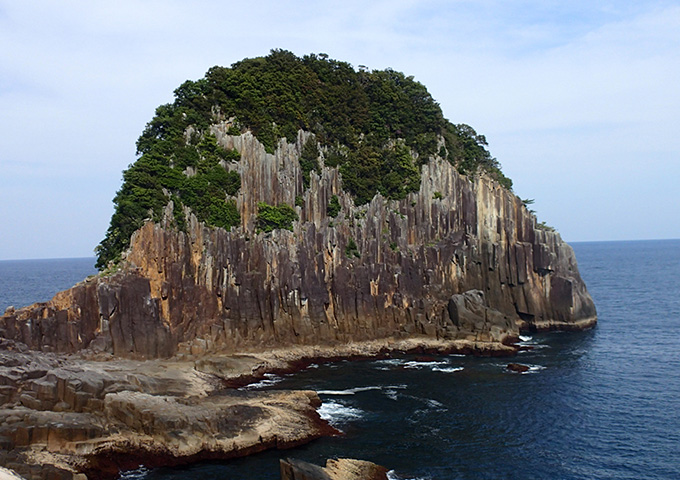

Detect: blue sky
0,0,678,260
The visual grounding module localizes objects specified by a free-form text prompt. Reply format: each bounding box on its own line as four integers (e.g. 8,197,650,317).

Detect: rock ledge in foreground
280,458,388,480
0,342,333,480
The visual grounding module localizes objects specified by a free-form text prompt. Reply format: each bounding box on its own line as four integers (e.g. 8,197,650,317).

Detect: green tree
345,238,360,258
327,195,341,217
299,136,320,188
256,202,299,233
96,50,513,269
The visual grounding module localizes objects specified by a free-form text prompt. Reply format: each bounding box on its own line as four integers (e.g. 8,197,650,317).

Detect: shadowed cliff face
0,129,596,358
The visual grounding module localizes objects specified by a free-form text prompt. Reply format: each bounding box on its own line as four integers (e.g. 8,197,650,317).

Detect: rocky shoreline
0,128,597,478
0,339,326,479
0,332,547,480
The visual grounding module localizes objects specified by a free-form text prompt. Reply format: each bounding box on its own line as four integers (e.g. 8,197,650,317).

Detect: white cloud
0,0,678,258
391,3,680,242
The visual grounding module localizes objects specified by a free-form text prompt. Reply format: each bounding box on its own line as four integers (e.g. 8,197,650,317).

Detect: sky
0,0,678,260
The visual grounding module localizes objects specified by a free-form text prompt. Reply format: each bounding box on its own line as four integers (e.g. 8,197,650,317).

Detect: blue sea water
0,257,97,312
2,241,680,479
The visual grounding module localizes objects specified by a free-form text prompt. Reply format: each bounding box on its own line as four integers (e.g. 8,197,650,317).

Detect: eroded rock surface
0,341,331,480
280,458,388,480
0,131,596,360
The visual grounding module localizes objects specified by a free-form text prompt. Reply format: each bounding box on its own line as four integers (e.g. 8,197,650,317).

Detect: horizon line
2,237,679,262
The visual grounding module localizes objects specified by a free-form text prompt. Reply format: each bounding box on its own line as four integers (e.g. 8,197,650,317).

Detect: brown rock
18,394,42,411
281,458,332,480
447,290,517,343
0,347,334,480
507,363,530,373
280,458,388,480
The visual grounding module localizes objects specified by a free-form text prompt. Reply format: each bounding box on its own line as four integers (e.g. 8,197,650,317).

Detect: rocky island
0,50,596,479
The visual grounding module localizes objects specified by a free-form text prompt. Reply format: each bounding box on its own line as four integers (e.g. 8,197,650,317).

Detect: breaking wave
373,358,463,373
119,466,149,480
387,470,431,480
318,400,364,427
318,385,406,396
431,366,464,373
241,373,283,390
403,360,449,369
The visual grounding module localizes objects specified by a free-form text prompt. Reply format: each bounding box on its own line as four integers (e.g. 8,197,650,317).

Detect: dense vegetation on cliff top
95,50,511,269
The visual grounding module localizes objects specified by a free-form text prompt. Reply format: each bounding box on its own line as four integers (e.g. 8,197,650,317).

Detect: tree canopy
95,50,512,269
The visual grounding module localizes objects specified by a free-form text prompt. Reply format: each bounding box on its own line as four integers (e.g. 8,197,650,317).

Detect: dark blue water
2,242,680,479
0,257,97,312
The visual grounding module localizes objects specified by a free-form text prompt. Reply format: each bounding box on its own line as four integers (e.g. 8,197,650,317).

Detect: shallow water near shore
3,241,680,479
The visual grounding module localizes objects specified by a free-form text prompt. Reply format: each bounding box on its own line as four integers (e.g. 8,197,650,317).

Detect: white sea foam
500,363,546,374
431,366,464,373
400,393,447,411
318,400,364,427
377,358,406,364
518,344,548,354
373,358,408,369
119,466,149,479
317,385,381,395
375,357,462,373
517,335,548,350
241,372,283,390
317,389,357,396
318,385,406,396
425,398,446,409
403,360,449,369
384,389,399,401
387,470,431,480
526,365,546,374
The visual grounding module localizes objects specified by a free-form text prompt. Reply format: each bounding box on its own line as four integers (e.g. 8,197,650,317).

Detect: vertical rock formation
0,130,596,359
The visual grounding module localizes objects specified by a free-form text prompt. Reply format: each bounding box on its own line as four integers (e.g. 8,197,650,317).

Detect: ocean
0,257,98,312
1,240,679,479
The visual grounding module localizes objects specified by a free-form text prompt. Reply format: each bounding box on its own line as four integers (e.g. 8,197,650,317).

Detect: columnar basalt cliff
0,129,596,360
0,53,598,479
